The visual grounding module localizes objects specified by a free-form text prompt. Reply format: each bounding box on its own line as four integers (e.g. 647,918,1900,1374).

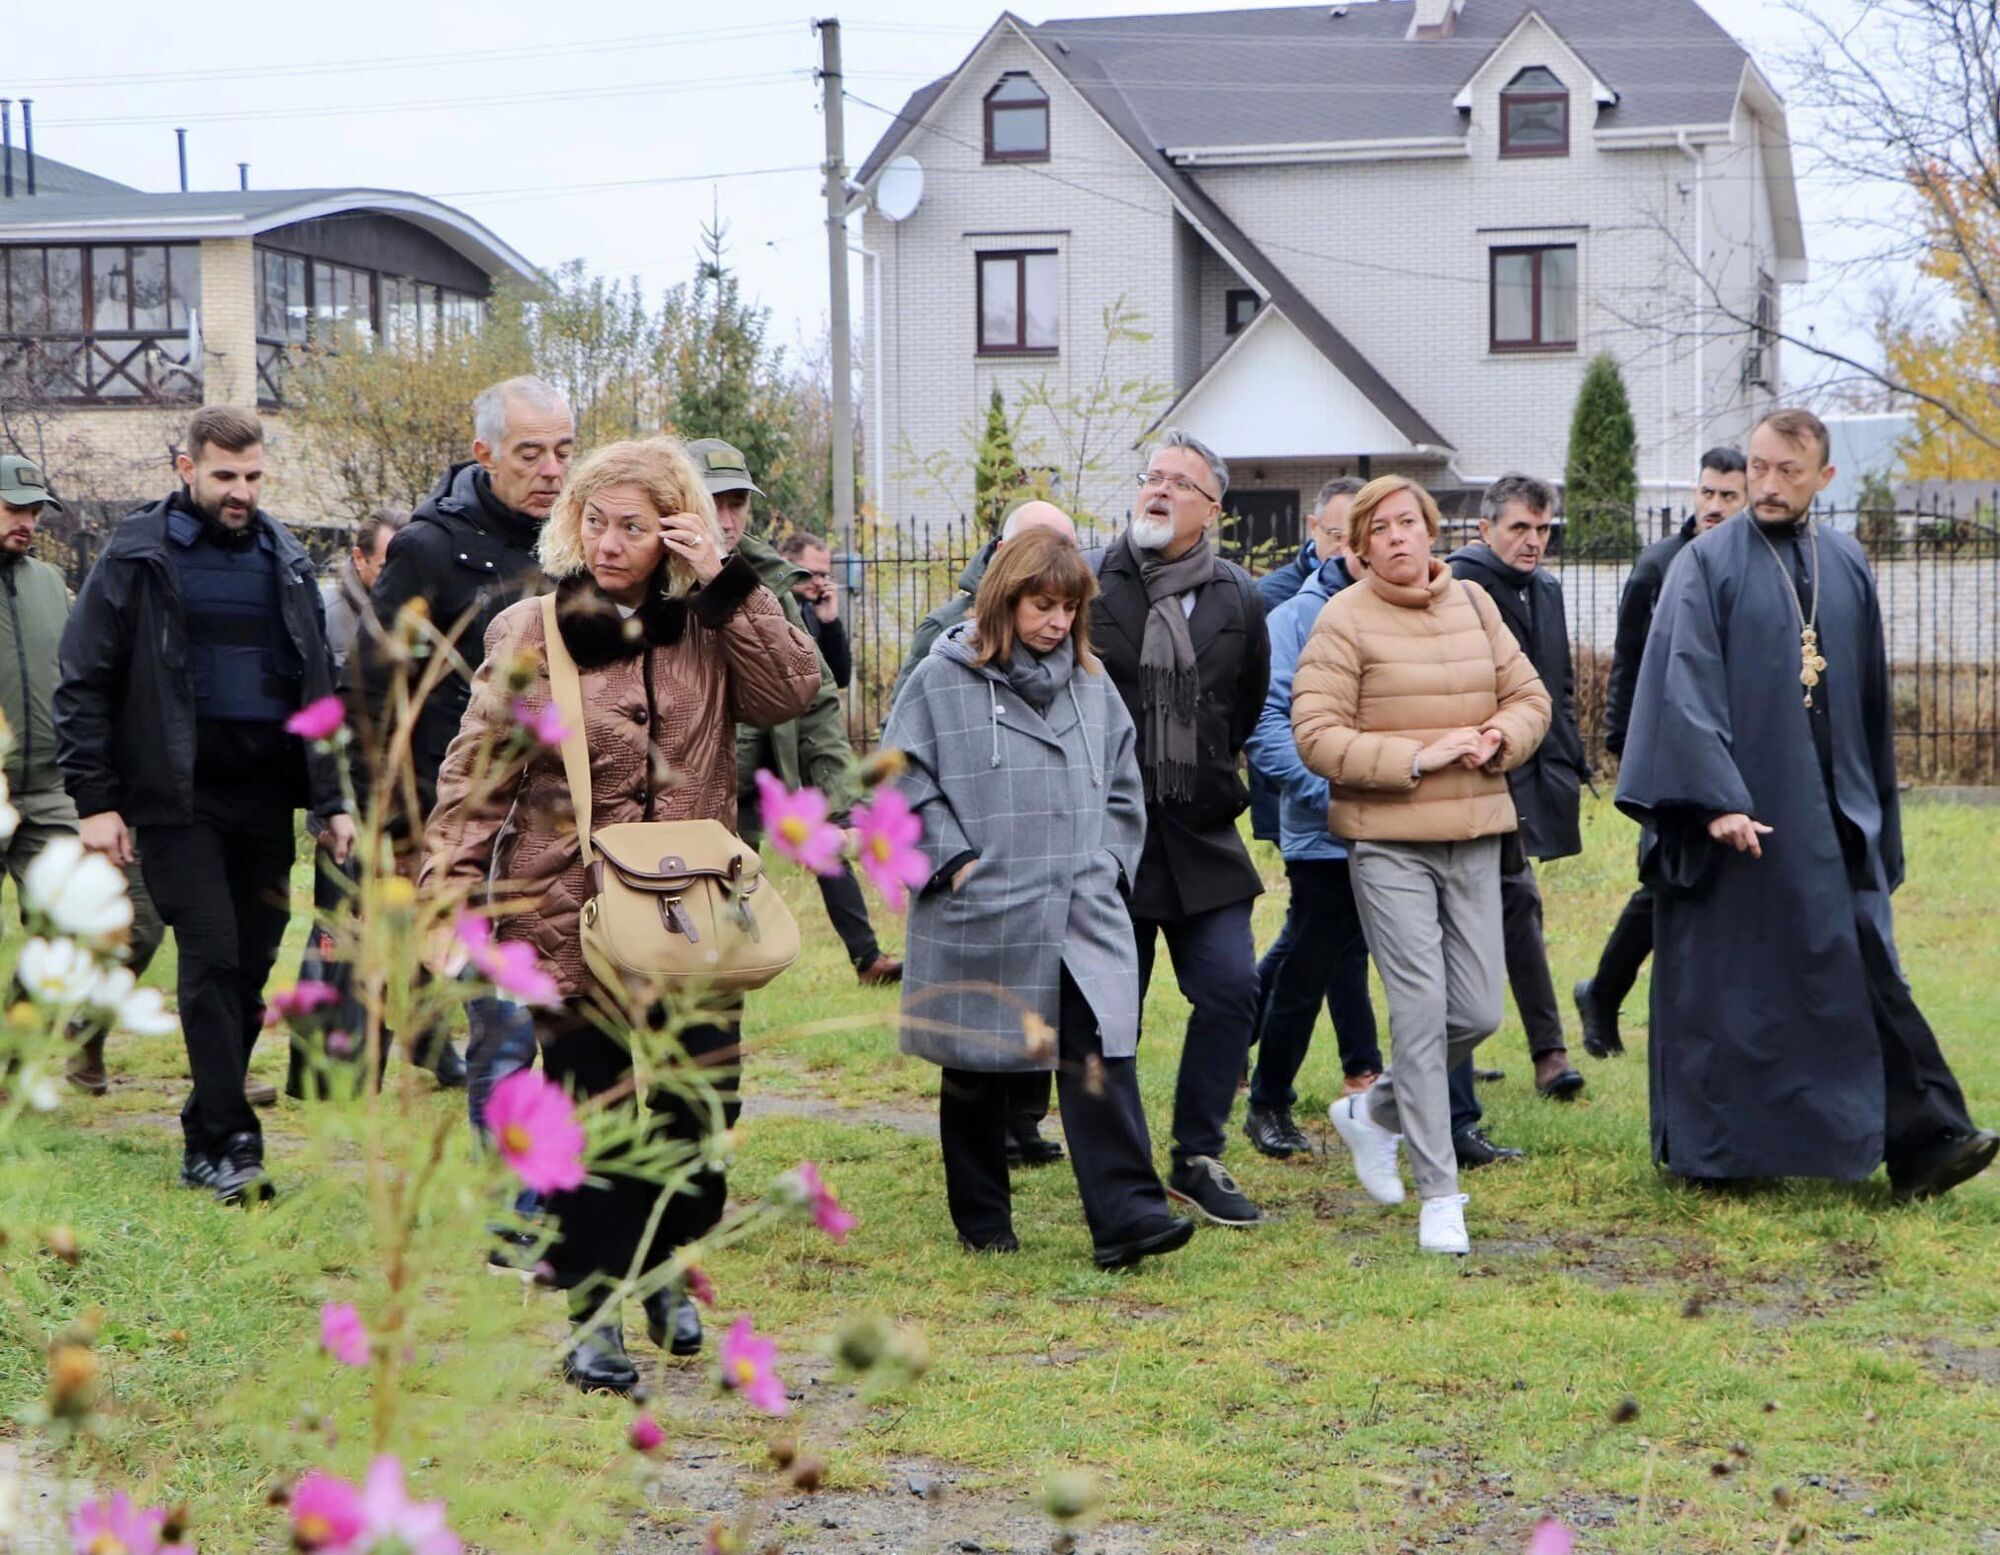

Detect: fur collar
552,572,688,668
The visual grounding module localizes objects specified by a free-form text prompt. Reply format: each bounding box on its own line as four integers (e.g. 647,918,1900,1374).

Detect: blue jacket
1254,540,1319,614
1245,555,1359,861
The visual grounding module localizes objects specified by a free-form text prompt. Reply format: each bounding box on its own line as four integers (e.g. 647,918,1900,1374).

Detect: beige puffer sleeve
1291,594,1425,793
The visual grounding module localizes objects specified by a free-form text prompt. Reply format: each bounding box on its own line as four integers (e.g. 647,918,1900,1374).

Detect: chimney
176,127,188,192
1408,0,1466,38
2,101,12,199
22,99,35,195
238,161,249,191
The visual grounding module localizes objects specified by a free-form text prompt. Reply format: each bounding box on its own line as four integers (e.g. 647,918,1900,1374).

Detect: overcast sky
15,0,1882,385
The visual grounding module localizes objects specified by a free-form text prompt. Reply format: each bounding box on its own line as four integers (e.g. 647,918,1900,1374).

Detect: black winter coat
1448,543,1586,861
1603,518,1697,757
1090,536,1268,919
55,496,343,826
359,462,546,821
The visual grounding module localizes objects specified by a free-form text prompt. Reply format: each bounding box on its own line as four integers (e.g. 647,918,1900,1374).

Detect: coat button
630,707,647,724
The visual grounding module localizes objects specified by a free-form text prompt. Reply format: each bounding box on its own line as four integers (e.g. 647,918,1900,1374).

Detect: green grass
2,797,1997,1552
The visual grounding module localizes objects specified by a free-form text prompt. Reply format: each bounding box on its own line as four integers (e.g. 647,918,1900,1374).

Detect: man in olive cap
686,438,900,985
0,456,165,1094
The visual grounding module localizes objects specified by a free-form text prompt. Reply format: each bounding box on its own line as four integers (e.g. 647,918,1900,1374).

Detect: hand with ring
660,511,724,584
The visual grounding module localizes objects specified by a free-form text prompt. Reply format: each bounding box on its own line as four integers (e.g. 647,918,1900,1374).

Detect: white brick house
853,0,1806,542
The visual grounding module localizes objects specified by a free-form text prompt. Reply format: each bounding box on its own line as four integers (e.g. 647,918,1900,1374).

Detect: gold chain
1750,517,1826,707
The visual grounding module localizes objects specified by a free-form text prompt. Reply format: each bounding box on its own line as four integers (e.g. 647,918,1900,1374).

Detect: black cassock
1615,514,1972,1183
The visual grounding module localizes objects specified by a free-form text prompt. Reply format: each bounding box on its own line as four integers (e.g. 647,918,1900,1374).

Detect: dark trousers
1134,898,1260,1165
140,794,296,1157
938,969,1172,1249
1858,912,1976,1182
1590,884,1655,1012
535,1001,741,1293
1500,855,1566,1057
1250,857,1382,1109
1448,1058,1481,1134
467,995,539,1139
817,863,882,969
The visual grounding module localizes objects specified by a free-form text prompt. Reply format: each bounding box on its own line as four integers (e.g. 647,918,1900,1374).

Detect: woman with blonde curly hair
424,436,821,1392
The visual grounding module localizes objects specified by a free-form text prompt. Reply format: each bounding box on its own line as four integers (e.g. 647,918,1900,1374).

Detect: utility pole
815,17,856,565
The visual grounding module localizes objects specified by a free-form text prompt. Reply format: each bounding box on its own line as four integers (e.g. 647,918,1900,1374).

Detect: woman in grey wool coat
882,528,1194,1270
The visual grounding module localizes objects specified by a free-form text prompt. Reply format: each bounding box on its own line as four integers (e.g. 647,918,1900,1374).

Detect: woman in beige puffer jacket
1291,475,1549,1257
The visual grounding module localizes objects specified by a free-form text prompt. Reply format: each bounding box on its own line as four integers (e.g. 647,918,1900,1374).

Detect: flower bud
47,1342,99,1420
1040,1469,1099,1524
833,1312,895,1375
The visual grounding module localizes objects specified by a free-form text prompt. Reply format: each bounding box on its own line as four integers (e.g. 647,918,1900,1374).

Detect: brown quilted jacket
421,559,821,996
1292,558,1551,844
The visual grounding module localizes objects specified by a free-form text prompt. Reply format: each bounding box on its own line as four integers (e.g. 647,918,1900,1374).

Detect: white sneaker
1419,1193,1470,1255
1329,1092,1405,1204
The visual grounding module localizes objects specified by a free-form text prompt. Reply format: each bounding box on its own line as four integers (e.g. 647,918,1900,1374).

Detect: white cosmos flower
26,1071,61,1112
22,836,133,941
0,771,16,846
16,936,101,1006
114,984,177,1038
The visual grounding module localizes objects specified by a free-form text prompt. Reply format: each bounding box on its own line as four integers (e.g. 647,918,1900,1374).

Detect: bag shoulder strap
539,592,595,865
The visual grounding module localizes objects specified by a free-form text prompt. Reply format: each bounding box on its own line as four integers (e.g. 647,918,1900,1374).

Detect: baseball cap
0,455,58,510
684,438,765,498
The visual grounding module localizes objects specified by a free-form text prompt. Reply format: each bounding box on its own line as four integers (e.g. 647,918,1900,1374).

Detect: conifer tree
1564,353,1639,555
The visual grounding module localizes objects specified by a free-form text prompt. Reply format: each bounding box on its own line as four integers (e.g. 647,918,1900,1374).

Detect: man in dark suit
1575,446,1746,1057
1091,429,1270,1227
1449,473,1588,1104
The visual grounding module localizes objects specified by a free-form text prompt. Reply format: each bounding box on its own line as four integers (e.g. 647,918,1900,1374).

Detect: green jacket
0,554,71,795
734,531,854,808
890,542,995,706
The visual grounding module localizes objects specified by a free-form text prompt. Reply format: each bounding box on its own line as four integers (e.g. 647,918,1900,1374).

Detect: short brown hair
969,528,1100,672
355,507,408,555
1754,407,1831,468
776,530,828,561
185,406,264,460
1345,474,1442,559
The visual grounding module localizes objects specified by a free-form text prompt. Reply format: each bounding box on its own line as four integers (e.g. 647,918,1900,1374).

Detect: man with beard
57,407,352,1202
1091,428,1269,1227
360,376,575,1094
1617,408,1995,1197
1575,447,1746,1057
0,457,166,1097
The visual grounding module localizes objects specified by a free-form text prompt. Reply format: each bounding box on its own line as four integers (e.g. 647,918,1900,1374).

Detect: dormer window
984,73,1050,163
1500,67,1568,158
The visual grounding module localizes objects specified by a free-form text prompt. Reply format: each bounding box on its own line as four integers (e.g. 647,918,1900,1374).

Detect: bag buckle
660,895,700,942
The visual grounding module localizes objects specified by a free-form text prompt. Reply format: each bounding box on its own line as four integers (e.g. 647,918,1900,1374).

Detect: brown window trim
1489,244,1577,353
1499,91,1570,158
983,76,1050,164
975,249,1059,355
1224,288,1259,335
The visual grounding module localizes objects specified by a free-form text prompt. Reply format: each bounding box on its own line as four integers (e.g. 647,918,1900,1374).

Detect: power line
443,164,820,206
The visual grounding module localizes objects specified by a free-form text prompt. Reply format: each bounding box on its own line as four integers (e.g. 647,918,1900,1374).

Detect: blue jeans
1250,857,1382,1110
466,994,539,1140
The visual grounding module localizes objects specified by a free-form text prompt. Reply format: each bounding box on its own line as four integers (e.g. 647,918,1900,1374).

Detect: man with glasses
1090,429,1270,1227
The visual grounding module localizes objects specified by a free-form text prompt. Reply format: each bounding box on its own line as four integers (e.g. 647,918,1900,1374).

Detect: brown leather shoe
1342,1071,1380,1097
66,1033,109,1096
244,1079,280,1108
855,955,903,987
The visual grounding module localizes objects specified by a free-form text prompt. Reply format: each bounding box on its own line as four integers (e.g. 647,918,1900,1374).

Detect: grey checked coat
882,625,1147,1071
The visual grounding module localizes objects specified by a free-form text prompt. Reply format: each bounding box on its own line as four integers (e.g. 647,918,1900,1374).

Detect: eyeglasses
1134,471,1217,502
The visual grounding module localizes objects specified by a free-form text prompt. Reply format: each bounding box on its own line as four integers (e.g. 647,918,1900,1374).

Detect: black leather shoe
562,1321,638,1394
1093,1216,1194,1271
1166,1156,1262,1226
1474,1067,1506,1084
644,1289,704,1356
1574,979,1626,1058
212,1132,273,1205
1244,1105,1310,1159
1534,1054,1587,1100
424,1038,468,1089
1892,1130,2000,1203
1454,1125,1526,1169
180,1152,219,1190
957,1230,1021,1254
1004,1123,1064,1167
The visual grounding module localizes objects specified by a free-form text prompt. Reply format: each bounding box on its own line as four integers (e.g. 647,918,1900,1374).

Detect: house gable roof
1449,8,1617,110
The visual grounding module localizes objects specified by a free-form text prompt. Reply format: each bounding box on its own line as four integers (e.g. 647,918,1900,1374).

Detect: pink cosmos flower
684,1265,717,1308
627,1414,666,1454
755,770,845,877
70,1492,165,1555
850,788,928,912
485,1070,587,1194
286,695,347,743
453,914,561,1007
794,1162,858,1244
511,697,571,748
319,1301,369,1367
289,1472,366,1552
717,1315,789,1415
357,1455,460,1555
264,980,342,1027
1526,1520,1575,1555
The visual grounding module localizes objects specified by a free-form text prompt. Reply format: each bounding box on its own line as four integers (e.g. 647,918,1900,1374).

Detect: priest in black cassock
1616,408,1995,1200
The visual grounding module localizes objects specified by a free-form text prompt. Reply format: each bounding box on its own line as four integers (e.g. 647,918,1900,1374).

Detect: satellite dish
875,156,925,222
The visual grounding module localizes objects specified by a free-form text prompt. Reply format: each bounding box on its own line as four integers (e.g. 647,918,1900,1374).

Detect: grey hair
1147,426,1229,497
1481,471,1558,523
1314,476,1363,509
473,375,572,449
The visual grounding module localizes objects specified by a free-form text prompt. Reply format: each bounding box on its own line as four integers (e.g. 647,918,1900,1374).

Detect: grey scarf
1130,531,1213,803
1005,637,1074,714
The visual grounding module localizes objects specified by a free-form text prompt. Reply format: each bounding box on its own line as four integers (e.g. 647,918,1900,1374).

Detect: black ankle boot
562,1314,638,1394
644,1289,703,1356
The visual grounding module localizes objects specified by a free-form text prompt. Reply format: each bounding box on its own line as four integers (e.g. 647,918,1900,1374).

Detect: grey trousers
1348,837,1506,1200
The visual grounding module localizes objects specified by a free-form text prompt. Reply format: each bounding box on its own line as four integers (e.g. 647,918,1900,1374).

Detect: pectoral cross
1800,627,1827,707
